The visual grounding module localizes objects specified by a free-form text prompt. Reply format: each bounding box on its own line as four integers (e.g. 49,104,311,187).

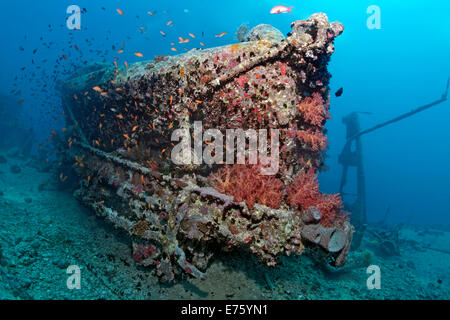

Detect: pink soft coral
287,169,348,227
209,164,283,209
315,193,348,227
297,92,329,127
296,129,327,152
286,168,320,209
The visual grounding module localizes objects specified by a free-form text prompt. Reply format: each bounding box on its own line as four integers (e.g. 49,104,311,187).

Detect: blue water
0,0,449,300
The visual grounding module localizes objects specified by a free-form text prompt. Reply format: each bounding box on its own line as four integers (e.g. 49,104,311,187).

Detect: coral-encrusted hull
57,13,352,282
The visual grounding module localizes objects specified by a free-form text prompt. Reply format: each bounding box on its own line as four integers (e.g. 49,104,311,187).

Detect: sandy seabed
0,150,449,300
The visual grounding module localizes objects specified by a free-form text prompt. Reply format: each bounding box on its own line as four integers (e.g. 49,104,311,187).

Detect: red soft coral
296,129,327,152
315,193,347,227
209,164,283,209
286,168,320,209
287,169,348,227
297,92,329,127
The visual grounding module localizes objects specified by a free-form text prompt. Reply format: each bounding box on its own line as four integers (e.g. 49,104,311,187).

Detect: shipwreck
56,13,353,282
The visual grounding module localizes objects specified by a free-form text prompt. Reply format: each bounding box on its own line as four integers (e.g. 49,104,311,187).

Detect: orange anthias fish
178,37,190,44
148,11,154,16
189,33,196,38
134,52,143,57
116,8,124,16
166,20,173,26
215,32,227,38
92,86,102,92
160,31,166,37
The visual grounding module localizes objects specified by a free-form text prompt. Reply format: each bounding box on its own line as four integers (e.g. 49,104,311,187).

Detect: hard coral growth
287,169,348,227
209,164,283,209
297,92,329,126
